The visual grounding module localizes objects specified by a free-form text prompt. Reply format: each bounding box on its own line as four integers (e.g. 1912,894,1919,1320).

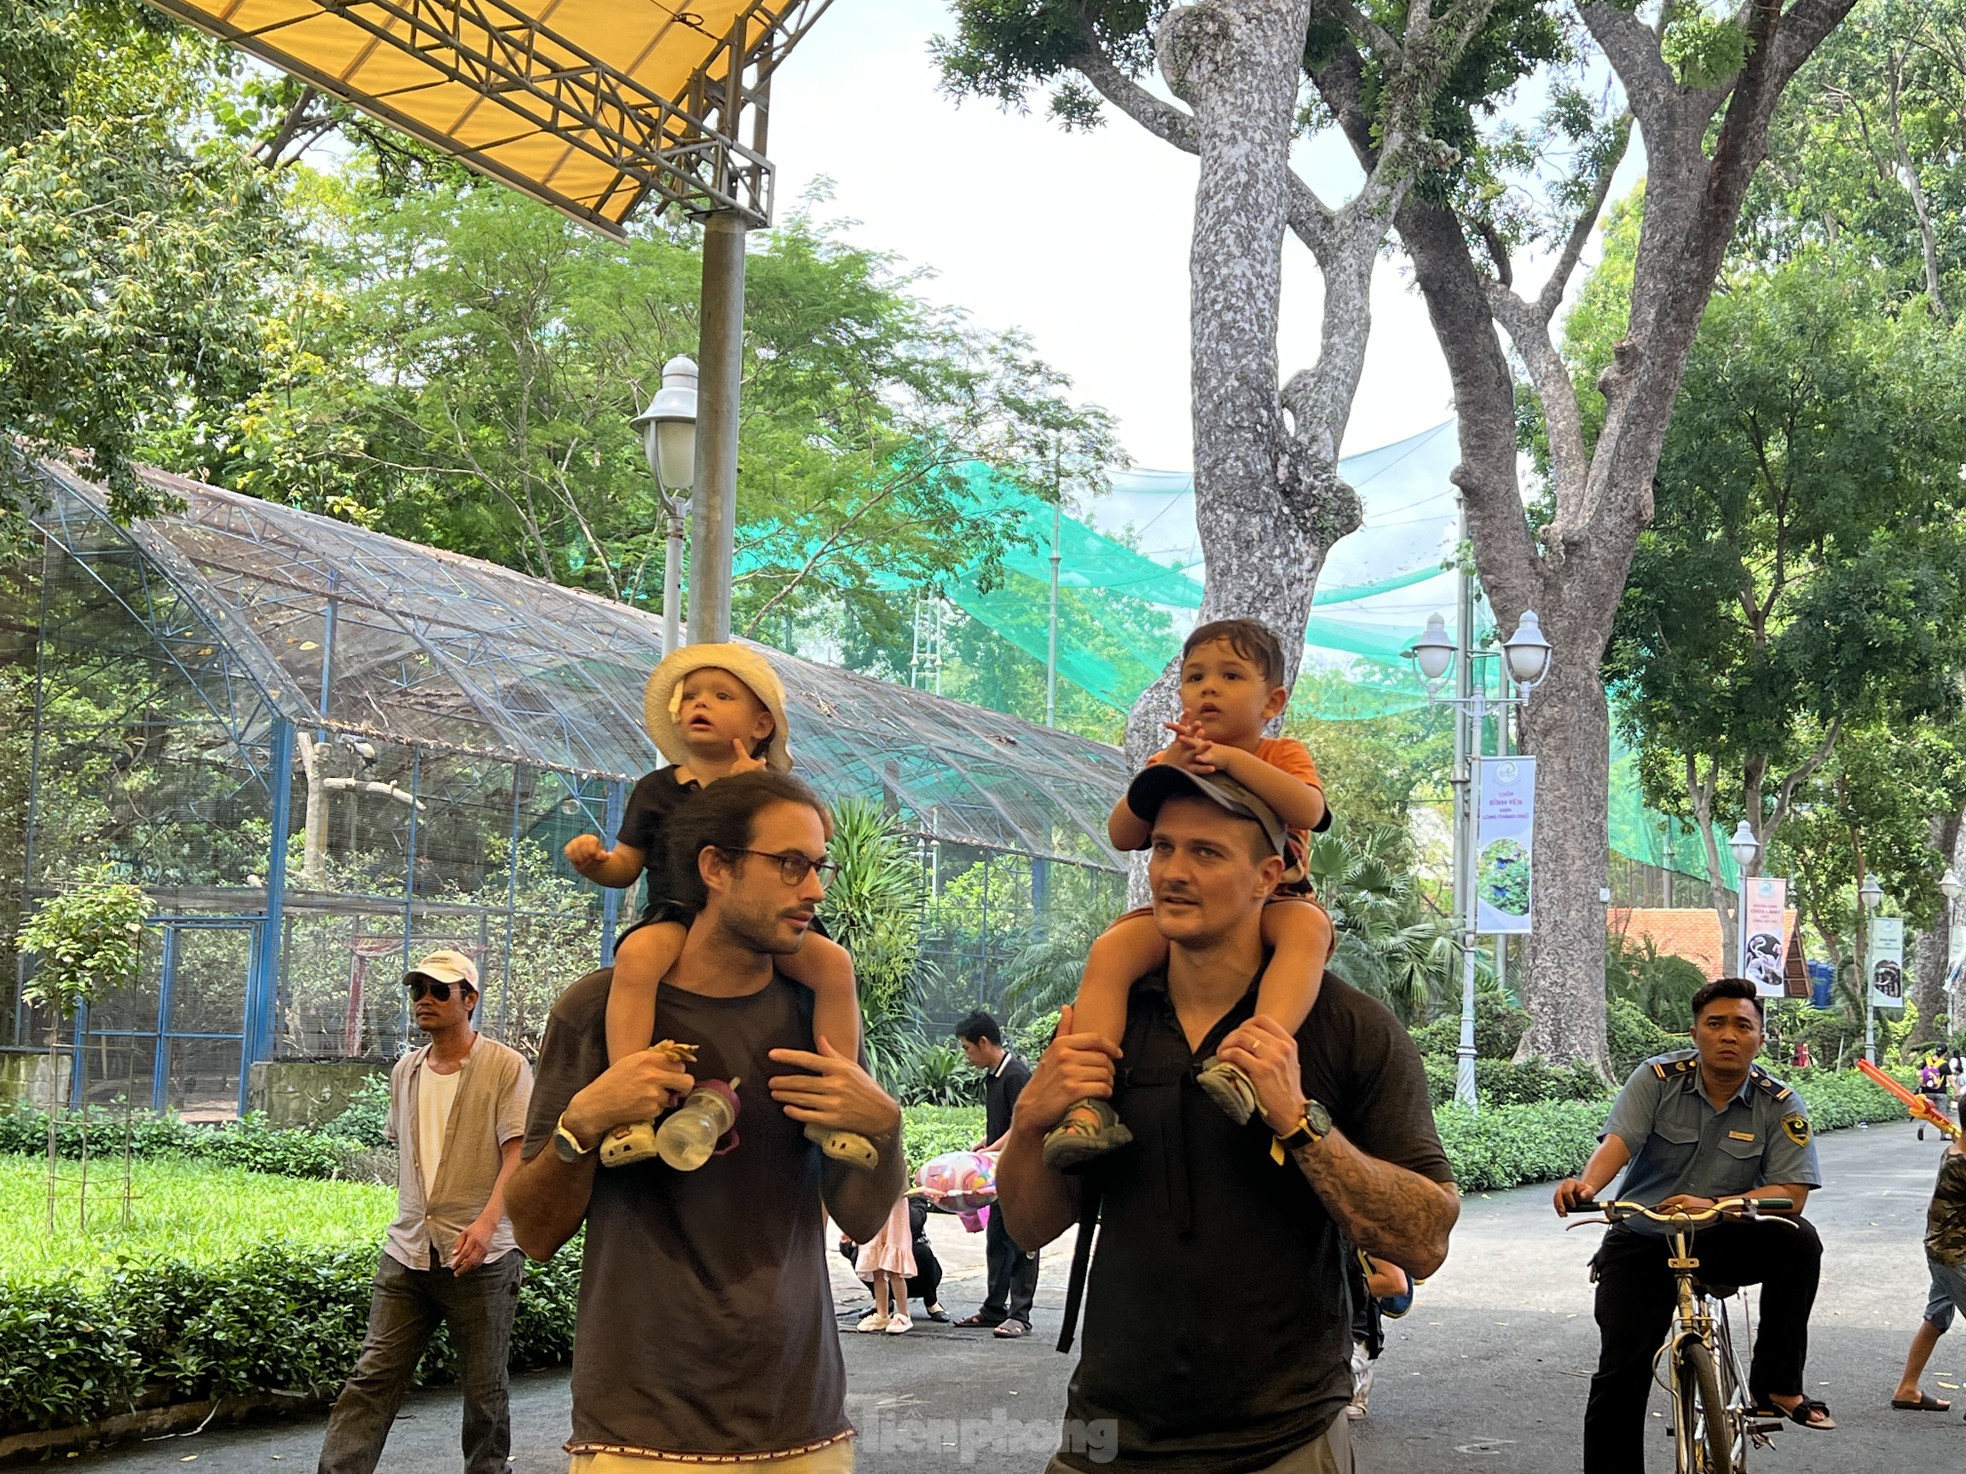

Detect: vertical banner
1739,877,1789,999
1870,916,1907,1012
1475,756,1536,935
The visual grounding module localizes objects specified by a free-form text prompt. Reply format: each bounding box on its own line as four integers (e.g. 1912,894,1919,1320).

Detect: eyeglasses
724,848,840,887
406,976,466,1001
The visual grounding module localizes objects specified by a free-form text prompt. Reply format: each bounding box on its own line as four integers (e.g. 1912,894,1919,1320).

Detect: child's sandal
1041,1098,1133,1172
805,1125,880,1170
1195,1057,1260,1125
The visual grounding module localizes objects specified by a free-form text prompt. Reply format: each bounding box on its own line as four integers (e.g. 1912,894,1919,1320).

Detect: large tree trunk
1120,0,1363,812
1913,808,1966,1039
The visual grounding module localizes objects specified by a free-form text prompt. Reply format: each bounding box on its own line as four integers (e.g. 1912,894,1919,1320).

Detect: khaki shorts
1042,1414,1352,1474
571,1440,853,1473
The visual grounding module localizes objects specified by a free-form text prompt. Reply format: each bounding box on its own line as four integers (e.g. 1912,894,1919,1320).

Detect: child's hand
1160,720,1218,774
726,738,767,776
564,833,607,874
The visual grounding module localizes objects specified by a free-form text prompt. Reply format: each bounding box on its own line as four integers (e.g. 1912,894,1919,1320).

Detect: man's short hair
1183,618,1287,688
664,771,832,913
953,1010,1002,1047
1690,976,1765,1023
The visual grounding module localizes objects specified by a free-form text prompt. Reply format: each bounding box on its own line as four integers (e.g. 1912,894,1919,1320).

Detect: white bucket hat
643,642,793,773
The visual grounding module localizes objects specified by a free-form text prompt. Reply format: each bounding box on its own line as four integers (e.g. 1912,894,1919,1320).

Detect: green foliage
1606,999,1690,1080
1660,11,1747,87
0,1238,581,1432
1421,1055,1608,1108
1409,991,1530,1060
16,863,150,1020
1790,1064,1917,1130
325,1072,391,1147
998,867,1125,1026
1605,932,1708,1033
901,1104,984,1175
895,1041,983,1109
0,1106,365,1179
823,798,930,1090
1435,1099,1608,1193
1311,818,1462,1024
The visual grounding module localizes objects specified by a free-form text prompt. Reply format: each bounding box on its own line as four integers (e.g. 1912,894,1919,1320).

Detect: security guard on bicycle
1553,977,1829,1473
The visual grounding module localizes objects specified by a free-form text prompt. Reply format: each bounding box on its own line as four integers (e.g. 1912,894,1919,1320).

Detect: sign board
1474,756,1535,935
1739,877,1789,999
1870,916,1907,1013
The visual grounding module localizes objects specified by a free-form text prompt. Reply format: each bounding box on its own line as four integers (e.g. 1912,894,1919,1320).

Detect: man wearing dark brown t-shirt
998,766,1461,1474
507,772,905,1473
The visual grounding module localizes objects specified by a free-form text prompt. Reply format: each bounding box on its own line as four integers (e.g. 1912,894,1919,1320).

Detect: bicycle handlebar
1575,1196,1794,1225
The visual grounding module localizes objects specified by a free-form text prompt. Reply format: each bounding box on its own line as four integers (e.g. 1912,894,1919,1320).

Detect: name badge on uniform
1727,1130,1755,1141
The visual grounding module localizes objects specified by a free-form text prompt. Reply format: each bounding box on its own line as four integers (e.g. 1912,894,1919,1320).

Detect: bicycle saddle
1694,1281,1740,1299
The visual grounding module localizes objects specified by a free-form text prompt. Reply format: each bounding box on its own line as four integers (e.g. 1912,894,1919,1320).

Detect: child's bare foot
805,1124,879,1170
599,1040,700,1168
1041,1098,1133,1172
1195,1057,1259,1125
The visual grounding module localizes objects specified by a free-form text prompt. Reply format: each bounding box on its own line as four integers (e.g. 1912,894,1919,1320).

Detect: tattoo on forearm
1290,1131,1459,1269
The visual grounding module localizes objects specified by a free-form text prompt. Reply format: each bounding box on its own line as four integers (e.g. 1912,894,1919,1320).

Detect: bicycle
1571,1197,1795,1474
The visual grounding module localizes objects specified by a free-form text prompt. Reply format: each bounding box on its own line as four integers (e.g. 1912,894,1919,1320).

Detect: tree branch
1765,718,1842,847
1577,3,1678,138
1538,112,1634,320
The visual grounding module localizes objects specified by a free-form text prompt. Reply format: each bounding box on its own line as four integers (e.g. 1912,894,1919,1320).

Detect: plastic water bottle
657,1080,739,1170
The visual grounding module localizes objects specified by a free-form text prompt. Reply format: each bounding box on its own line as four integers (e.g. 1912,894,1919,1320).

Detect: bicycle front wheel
1673,1339,1735,1474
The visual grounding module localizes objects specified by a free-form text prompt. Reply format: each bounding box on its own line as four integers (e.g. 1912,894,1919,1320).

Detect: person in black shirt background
953,1009,1041,1339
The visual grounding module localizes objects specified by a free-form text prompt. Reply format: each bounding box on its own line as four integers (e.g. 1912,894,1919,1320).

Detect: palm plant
1306,819,1461,1024
821,798,930,1091
999,866,1125,1026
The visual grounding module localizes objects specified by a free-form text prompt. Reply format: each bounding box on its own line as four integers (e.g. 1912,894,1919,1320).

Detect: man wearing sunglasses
510,771,905,1473
318,948,533,1474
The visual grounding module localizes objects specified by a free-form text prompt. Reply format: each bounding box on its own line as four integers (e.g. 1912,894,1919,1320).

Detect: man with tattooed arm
997,765,1460,1474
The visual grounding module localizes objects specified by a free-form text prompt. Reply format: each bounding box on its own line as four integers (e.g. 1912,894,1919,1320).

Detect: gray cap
1123,765,1290,860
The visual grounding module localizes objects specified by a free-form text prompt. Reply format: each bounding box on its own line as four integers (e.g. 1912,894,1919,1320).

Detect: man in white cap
317,948,533,1474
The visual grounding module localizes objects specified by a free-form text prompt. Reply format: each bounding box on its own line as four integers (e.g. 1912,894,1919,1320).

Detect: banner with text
1740,877,1789,999
1870,916,1906,1013
1475,756,1536,935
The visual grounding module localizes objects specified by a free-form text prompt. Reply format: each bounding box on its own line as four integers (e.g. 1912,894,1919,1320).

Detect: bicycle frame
1576,1197,1794,1474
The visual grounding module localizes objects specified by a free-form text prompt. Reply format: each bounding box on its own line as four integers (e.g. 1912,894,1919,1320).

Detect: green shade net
738,421,1728,887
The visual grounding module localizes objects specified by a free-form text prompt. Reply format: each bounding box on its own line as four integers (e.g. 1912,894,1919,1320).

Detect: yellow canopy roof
147,0,813,233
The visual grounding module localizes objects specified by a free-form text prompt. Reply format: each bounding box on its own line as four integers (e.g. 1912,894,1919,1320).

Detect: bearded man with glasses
317,948,533,1474
509,771,906,1474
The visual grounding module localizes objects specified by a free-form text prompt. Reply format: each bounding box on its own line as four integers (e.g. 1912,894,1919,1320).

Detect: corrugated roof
30,457,1130,866
143,0,825,232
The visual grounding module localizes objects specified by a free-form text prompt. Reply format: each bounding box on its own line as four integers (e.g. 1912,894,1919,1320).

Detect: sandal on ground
954,1313,1004,1328
1759,1396,1834,1430
1195,1057,1259,1126
1041,1099,1133,1172
1893,1392,1951,1411
804,1124,880,1170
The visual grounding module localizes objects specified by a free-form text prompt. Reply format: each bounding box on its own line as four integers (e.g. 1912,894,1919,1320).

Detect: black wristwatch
553,1114,595,1162
1275,1099,1333,1153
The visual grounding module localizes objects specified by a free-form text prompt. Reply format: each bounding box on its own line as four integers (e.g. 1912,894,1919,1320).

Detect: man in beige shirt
318,949,532,1474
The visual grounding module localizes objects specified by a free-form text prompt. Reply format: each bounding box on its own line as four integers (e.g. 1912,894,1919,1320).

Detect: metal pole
687,212,747,645
1453,513,1478,1112
1046,495,1061,727
662,502,685,655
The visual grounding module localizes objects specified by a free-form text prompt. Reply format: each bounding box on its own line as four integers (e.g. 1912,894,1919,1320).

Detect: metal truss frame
143,0,835,232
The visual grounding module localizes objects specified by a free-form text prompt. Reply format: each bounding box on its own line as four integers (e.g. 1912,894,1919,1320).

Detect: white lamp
632,356,699,495
1502,610,1553,687
1409,613,1454,682
1728,820,1760,871
1860,874,1884,914
1943,868,1963,905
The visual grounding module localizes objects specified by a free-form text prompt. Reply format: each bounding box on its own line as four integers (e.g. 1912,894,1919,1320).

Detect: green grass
1,1154,394,1284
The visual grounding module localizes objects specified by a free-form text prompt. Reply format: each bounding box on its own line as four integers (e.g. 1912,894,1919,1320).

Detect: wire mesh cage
3,459,1131,1117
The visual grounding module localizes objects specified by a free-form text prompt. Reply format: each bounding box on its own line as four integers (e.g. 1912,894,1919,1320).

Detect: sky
761,0,1469,474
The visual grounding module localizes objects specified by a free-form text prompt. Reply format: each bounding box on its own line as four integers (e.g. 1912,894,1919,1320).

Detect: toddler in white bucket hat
562,642,873,1172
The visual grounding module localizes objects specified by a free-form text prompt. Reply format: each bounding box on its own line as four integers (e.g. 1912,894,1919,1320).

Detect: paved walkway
77,1122,1966,1472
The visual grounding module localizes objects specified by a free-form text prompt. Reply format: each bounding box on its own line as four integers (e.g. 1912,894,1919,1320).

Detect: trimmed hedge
1421,1055,1607,1108
902,1103,984,1174
1435,1099,1609,1193
0,1107,365,1180
0,1242,581,1434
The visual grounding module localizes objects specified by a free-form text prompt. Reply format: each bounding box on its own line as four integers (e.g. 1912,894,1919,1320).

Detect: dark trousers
980,1207,1039,1326
317,1249,525,1474
1584,1218,1822,1474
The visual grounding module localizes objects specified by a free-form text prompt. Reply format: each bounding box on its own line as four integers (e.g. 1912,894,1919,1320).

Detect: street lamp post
1728,819,1761,978
1943,867,1963,1034
631,356,699,655
1407,603,1554,1111
1861,872,1884,1065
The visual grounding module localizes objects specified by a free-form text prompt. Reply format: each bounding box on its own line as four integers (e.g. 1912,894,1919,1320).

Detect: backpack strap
1055,1180,1101,1354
